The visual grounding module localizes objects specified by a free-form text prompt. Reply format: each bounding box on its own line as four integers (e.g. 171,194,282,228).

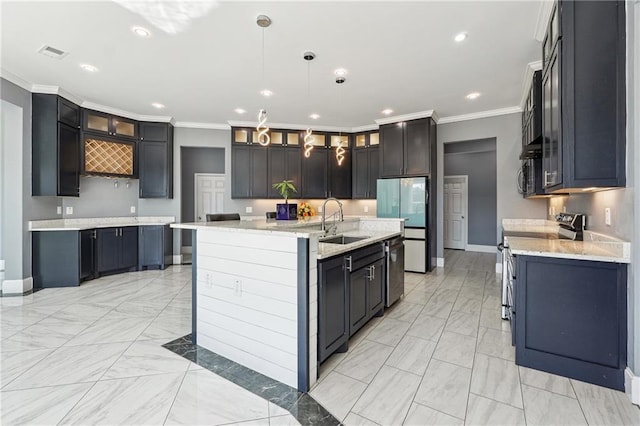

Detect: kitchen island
171,216,403,391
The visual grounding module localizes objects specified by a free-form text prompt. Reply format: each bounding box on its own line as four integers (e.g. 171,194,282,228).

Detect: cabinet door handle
345,256,352,272
544,171,550,186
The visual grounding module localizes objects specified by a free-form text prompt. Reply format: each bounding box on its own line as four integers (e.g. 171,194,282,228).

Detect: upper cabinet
522,70,542,147
32,94,81,197
139,122,174,198
541,1,626,192
353,131,380,199
268,130,302,199
380,118,435,178
83,110,137,140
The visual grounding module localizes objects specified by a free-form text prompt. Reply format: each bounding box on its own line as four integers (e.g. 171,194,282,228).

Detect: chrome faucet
321,197,344,234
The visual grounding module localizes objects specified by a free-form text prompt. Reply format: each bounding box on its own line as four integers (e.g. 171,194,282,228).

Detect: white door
195,174,225,222
444,176,467,250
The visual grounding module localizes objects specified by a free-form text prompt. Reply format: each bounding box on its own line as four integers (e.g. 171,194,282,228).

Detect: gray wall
63,176,139,218
1,78,58,281
437,113,548,262
444,138,497,246
180,147,225,246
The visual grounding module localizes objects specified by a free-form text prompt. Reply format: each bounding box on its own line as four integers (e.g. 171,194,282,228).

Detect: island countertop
29,216,176,231
505,233,630,263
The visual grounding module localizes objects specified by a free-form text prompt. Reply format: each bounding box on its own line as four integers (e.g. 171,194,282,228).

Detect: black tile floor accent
163,334,341,426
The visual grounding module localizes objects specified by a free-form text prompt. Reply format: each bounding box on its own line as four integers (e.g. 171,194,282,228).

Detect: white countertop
502,218,630,263
29,216,176,231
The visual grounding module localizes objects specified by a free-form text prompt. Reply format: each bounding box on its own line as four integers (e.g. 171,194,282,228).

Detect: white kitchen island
171,217,403,391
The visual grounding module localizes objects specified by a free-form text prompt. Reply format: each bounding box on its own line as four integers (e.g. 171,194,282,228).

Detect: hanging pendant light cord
304,60,314,157
335,82,345,166
256,26,270,145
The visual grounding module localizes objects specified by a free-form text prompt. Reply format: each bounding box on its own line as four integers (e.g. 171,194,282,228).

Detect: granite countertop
29,216,176,231
502,218,630,263
317,229,402,260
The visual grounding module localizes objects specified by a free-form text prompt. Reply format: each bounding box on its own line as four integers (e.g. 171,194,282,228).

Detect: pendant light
335,75,346,166
256,15,271,146
303,51,316,158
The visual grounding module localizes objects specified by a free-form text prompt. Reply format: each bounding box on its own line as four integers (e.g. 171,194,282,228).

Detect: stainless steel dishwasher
385,237,405,307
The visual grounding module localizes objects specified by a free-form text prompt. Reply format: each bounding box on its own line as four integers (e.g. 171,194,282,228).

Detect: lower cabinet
318,255,349,363
139,225,173,270
32,230,96,288
515,255,627,391
96,227,138,275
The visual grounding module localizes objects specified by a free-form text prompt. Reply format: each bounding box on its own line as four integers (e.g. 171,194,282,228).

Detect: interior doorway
194,173,225,222
444,175,468,250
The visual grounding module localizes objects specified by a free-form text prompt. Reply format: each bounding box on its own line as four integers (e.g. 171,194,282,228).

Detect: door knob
462,216,465,219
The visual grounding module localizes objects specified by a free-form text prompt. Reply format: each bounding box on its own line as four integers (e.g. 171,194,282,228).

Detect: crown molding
437,106,522,124
519,60,543,109
1,68,33,92
374,110,435,126
227,120,352,133
175,121,230,130
534,0,554,42
351,124,379,133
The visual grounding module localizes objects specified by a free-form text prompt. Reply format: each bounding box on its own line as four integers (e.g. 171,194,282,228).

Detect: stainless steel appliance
377,177,430,272
385,236,405,307
498,213,586,321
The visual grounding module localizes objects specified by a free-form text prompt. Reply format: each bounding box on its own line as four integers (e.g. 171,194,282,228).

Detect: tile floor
1,251,639,425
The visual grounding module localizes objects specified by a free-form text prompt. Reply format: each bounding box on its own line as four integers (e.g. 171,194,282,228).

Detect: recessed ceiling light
260,89,273,97
334,68,348,77
235,108,246,114
132,26,151,37
466,92,481,100
309,113,320,120
80,64,98,72
151,102,165,109
454,32,468,42
381,109,394,115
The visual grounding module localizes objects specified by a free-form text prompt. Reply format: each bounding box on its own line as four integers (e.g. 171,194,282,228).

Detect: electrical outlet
549,206,556,216
56,206,62,215
605,207,612,226
245,206,253,213
130,206,136,214
65,206,73,215
562,205,567,213
234,279,242,296
364,205,369,213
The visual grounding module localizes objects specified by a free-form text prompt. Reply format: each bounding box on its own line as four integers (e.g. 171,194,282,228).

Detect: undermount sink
320,235,370,245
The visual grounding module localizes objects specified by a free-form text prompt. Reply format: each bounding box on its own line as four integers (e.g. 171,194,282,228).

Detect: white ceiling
1,1,545,129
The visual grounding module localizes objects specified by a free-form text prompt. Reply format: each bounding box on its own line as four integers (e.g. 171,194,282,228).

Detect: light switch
605,207,611,226
57,206,62,215
364,205,369,213
130,206,136,214
245,206,253,213
65,206,73,215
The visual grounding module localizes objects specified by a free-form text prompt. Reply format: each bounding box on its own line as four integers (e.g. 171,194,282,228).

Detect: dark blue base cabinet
515,255,627,391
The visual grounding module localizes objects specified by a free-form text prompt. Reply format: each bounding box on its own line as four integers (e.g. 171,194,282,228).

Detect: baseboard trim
496,263,503,274
172,255,183,265
465,244,497,253
436,257,445,267
2,276,33,295
181,246,192,254
625,368,640,405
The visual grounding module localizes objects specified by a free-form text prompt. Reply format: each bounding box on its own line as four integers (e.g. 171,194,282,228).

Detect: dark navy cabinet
318,255,349,363
301,148,329,199
139,225,173,270
353,147,379,199
139,122,173,199
268,147,301,199
33,230,95,288
541,1,626,192
380,118,435,178
231,145,268,198
96,226,138,275
32,94,81,197
515,255,627,390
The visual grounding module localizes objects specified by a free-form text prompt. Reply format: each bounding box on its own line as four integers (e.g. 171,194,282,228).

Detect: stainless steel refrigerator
377,177,430,273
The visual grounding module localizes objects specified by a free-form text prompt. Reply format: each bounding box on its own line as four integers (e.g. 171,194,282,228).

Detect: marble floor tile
405,273,426,285
60,373,184,425
317,351,348,382
165,369,270,425
421,299,454,319
102,339,191,379
385,302,424,323
0,305,55,327
521,384,587,425
570,379,627,425
385,335,436,375
430,288,461,304
611,386,640,425
0,348,54,388
346,316,383,350
481,294,502,311
138,314,192,340
110,300,167,317
518,366,575,398
451,296,482,315
444,311,479,338
351,365,422,426
457,285,485,301
402,289,435,305
269,414,301,425
1,320,91,352
0,325,23,341
406,314,446,342
269,401,291,417
365,317,411,347
1,382,93,425
478,308,510,332
471,353,523,408
413,359,471,420
64,314,153,346
309,371,367,421
343,412,380,425
475,326,514,361
466,393,525,425
432,331,476,368
4,342,129,390
334,340,394,383
402,402,463,426
48,302,115,321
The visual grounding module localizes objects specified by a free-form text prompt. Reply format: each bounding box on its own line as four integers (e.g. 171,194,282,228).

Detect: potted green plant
272,180,298,220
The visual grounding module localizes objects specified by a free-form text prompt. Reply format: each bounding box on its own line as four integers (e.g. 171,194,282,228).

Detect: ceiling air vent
37,45,69,59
